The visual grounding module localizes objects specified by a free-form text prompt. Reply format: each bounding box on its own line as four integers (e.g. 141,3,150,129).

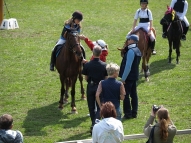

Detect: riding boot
50,47,56,71
162,24,168,38
181,26,189,41
151,40,156,55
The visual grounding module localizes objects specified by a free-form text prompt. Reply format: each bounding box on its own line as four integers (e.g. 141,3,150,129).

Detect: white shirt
170,0,188,20
134,8,153,21
92,117,124,143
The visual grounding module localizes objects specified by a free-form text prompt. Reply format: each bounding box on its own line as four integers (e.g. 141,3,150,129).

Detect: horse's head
117,37,129,57
160,6,177,25
65,31,82,58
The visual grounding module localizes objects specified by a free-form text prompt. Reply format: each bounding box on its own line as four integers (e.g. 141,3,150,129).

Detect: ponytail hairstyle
157,108,171,141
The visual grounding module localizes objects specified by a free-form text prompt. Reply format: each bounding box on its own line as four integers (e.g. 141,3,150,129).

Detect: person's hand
150,106,156,117
130,29,135,34
79,34,86,40
119,79,126,84
82,59,88,64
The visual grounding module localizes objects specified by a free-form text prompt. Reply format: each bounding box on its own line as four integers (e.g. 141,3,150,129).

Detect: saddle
55,44,86,59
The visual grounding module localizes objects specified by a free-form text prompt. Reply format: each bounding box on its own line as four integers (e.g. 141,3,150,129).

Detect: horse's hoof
71,110,78,114
145,77,149,82
58,106,63,110
81,96,86,100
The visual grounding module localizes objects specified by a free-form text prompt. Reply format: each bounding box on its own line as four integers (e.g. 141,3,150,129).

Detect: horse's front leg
58,75,65,109
79,73,86,100
168,40,172,63
142,56,149,81
71,77,78,114
176,44,180,64
63,78,69,104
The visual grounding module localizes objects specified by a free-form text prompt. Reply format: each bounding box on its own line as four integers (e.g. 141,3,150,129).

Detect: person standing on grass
0,114,24,143
79,35,108,62
82,46,107,134
119,34,141,120
95,63,125,120
92,102,124,143
144,106,177,143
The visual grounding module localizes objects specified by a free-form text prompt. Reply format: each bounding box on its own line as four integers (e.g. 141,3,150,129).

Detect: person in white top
92,102,124,143
162,0,189,40
127,0,156,55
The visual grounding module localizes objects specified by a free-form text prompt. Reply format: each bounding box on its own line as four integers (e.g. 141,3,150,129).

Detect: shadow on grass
138,58,176,84
22,102,89,138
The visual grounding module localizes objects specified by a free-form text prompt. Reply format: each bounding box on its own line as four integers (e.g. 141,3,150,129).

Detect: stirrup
162,33,167,38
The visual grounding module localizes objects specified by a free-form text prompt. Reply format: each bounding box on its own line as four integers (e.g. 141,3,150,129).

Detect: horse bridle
68,33,82,58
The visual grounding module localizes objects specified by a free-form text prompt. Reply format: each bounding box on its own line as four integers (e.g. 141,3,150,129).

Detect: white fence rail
56,129,191,143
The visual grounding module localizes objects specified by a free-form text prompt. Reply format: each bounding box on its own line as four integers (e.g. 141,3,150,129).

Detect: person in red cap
79,35,108,62
50,11,84,71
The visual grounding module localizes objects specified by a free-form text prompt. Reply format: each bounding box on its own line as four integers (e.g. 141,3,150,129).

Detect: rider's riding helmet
140,0,148,4
72,11,83,21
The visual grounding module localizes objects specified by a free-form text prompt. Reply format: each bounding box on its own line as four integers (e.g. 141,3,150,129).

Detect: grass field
0,0,191,143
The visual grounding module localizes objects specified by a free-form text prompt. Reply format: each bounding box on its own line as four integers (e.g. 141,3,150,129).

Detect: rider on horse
127,0,156,55
50,11,84,71
162,0,189,40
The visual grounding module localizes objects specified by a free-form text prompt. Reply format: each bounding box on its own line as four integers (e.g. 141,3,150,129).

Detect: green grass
0,0,191,143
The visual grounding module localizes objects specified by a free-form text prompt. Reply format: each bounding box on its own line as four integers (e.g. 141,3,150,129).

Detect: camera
152,105,161,113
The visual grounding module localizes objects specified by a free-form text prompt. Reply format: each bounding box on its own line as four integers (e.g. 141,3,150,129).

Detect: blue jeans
116,106,122,121
123,80,138,117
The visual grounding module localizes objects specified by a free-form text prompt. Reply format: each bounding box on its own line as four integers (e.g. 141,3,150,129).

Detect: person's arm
143,108,156,137
120,83,126,100
148,9,153,35
180,1,188,20
121,49,135,82
170,0,176,8
96,81,102,109
92,124,98,143
84,37,95,51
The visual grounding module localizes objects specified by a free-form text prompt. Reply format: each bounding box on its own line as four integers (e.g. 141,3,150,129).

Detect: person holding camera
143,105,177,143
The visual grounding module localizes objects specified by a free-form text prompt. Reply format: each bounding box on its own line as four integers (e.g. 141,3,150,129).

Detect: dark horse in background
160,6,183,64
118,28,156,81
55,31,86,113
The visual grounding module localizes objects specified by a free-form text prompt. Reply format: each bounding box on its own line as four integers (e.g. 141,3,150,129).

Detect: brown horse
55,31,86,113
118,28,155,81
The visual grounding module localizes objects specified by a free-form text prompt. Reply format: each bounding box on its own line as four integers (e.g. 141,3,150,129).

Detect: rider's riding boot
162,24,168,38
181,26,189,41
151,40,156,55
50,47,56,71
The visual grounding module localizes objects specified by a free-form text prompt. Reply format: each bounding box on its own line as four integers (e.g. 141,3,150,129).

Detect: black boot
50,47,56,71
151,40,156,55
162,24,168,38
181,26,189,41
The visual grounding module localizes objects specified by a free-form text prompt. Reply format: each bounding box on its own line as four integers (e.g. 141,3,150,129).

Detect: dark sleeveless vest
173,0,185,13
101,78,121,108
119,45,141,81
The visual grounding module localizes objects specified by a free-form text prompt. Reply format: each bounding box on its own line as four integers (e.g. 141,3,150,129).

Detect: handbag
146,125,156,143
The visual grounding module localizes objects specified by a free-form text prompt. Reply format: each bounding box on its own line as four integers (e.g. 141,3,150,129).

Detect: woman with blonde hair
143,106,177,143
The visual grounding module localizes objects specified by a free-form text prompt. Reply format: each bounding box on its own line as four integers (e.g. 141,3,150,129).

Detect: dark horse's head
160,6,178,25
65,31,82,58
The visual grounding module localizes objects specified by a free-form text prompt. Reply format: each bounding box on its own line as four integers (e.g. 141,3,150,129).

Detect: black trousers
86,83,100,126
